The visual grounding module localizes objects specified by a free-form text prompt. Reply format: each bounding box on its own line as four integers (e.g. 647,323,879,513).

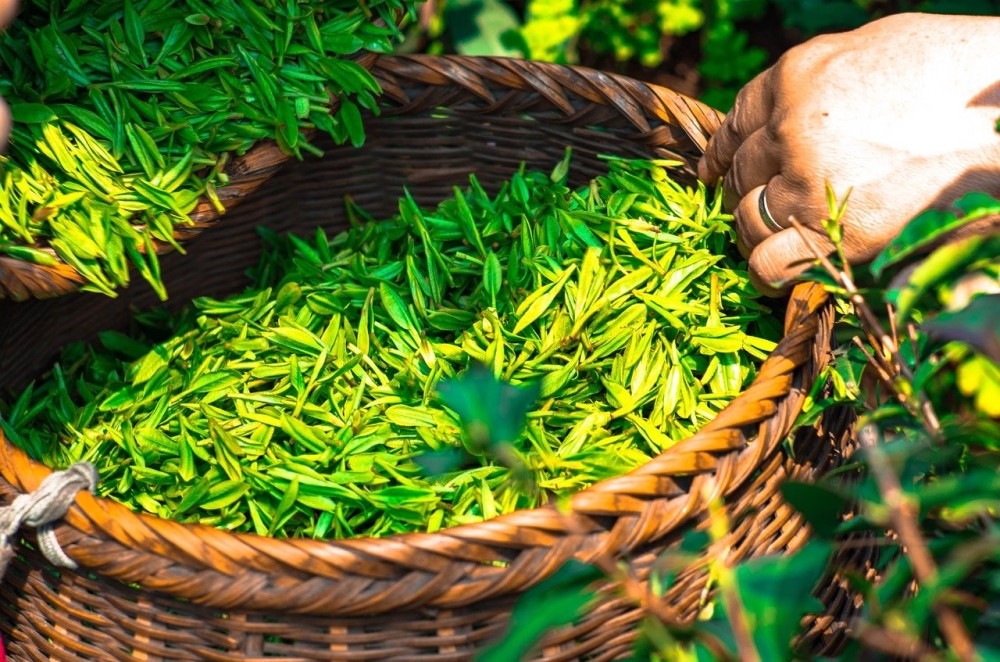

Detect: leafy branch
785,190,997,661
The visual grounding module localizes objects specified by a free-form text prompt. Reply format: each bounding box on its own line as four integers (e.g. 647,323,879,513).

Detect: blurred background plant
398,0,1000,109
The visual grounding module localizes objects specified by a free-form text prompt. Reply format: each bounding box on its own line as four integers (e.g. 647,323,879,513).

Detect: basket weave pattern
0,56,867,660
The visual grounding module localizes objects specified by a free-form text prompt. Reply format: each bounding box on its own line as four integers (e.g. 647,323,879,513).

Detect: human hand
698,13,1000,295
0,0,17,151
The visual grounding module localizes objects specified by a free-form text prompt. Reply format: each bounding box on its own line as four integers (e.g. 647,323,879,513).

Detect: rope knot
0,462,98,576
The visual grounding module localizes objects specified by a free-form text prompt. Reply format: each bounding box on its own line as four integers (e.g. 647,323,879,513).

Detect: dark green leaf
871,193,1000,277
437,364,539,453
922,294,1000,363
780,481,851,539
476,560,603,662
734,541,832,661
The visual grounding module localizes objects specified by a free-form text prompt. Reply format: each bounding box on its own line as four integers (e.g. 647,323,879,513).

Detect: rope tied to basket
0,462,97,578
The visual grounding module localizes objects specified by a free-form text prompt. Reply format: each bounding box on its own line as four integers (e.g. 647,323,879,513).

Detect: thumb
748,226,836,296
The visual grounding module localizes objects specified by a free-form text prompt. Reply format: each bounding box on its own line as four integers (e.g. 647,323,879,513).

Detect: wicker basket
0,55,867,661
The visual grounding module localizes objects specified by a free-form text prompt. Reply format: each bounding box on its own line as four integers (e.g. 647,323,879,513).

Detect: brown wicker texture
0,55,868,661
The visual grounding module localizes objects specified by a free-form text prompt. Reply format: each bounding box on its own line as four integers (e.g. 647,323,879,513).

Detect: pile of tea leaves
0,0,416,298
1,157,780,539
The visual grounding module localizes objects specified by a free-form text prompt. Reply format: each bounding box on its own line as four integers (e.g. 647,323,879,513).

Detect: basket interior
0,101,705,391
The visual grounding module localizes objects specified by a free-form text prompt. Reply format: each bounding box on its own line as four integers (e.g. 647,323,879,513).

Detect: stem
720,577,761,662
860,427,977,661
855,624,942,661
556,510,680,630
787,217,943,438
706,494,761,662
851,336,892,386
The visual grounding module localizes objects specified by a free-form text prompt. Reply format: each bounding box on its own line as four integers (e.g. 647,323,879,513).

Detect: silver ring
758,186,784,233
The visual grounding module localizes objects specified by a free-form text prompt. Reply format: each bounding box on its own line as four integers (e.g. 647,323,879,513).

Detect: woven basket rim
0,54,833,614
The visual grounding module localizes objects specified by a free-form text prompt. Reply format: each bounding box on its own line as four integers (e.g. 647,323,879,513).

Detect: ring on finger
758,185,784,233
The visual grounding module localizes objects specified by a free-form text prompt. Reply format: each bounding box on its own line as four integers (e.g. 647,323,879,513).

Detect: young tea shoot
2,156,779,539
0,0,417,298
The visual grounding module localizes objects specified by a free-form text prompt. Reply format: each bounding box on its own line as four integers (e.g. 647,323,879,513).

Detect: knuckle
696,155,711,183
722,175,742,211
774,34,840,81
769,114,801,147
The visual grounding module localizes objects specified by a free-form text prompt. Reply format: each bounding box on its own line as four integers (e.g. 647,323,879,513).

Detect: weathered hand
698,13,1000,294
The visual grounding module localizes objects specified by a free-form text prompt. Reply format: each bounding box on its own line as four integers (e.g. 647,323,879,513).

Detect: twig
555,508,680,628
851,336,893,386
720,579,761,662
555,498,758,661
855,623,942,661
706,493,761,662
787,216,943,438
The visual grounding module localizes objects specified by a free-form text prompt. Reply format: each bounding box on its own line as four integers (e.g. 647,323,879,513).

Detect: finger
698,69,775,184
748,226,836,297
0,0,16,28
732,185,771,257
0,96,9,154
721,128,780,211
736,172,829,251
758,173,822,227
732,173,808,255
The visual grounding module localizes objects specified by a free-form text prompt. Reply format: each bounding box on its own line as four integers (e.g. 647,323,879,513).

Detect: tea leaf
6,158,775,540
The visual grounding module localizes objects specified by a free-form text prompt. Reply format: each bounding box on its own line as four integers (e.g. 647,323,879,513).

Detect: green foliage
416,0,764,108
436,0,523,57
508,0,579,63
642,540,833,660
535,0,704,67
432,0,706,66
769,0,869,35
477,560,603,661
438,365,540,453
697,0,767,110
871,192,1000,278
431,364,540,480
784,195,1000,656
731,541,832,659
415,0,1000,113
774,0,1000,36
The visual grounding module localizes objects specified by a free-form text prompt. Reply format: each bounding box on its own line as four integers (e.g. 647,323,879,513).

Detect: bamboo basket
0,55,869,661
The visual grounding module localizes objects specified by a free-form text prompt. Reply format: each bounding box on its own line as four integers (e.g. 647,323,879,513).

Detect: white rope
0,462,98,578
